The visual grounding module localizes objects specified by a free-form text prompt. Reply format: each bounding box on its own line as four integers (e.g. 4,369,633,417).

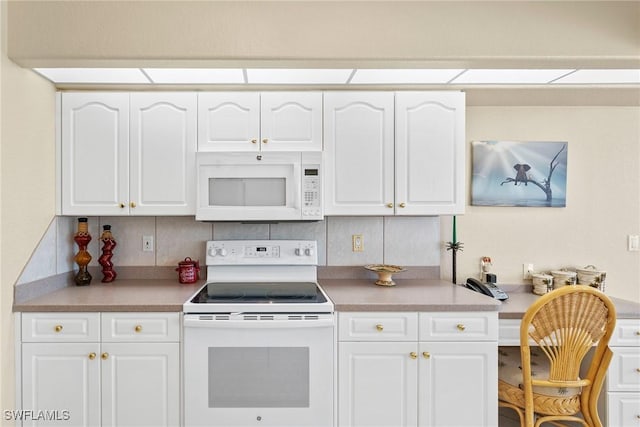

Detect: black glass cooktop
190,282,328,304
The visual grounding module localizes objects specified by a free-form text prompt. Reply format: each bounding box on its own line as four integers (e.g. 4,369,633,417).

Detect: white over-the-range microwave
196,151,323,221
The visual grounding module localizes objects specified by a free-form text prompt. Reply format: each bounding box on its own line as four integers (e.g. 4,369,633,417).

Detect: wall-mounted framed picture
471,141,568,207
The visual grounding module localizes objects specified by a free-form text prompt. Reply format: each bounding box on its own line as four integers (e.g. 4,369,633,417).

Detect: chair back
521,286,616,384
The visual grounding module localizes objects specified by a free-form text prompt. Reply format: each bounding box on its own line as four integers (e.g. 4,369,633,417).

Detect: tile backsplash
17,215,440,284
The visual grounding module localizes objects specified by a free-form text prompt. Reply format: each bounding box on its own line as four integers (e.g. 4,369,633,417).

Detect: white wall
446,106,640,302
0,0,56,412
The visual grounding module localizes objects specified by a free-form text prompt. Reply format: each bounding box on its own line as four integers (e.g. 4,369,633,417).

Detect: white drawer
338,312,418,341
419,312,498,342
21,313,100,342
610,319,640,347
607,392,640,426
101,312,180,342
608,347,640,392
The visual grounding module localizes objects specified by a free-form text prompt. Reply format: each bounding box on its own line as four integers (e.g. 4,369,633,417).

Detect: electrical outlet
142,235,154,252
523,263,534,279
628,234,639,251
352,234,364,252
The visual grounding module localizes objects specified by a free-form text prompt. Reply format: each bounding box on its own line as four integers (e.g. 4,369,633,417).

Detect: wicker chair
498,285,617,427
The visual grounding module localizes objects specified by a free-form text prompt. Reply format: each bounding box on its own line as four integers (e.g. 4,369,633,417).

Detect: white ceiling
33,68,640,86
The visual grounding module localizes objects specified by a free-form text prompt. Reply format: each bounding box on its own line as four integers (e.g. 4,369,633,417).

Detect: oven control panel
206,240,318,265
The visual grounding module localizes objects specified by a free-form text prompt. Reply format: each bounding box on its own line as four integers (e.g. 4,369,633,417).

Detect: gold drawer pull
423,352,431,359
375,324,384,332
636,331,640,336
134,325,142,333
54,325,63,333
262,138,268,144
386,203,393,208
410,352,417,359
119,203,126,208
457,324,466,332
399,203,406,208
101,352,109,360
130,201,136,208
636,368,640,373
251,139,257,144
88,352,96,360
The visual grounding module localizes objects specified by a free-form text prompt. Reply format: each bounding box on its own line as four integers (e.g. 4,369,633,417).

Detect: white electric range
183,240,334,427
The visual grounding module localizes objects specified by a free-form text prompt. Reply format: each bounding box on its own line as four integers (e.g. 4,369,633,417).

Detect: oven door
183,313,335,427
196,152,302,221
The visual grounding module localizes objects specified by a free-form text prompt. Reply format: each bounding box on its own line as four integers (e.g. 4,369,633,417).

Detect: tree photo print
471,141,568,207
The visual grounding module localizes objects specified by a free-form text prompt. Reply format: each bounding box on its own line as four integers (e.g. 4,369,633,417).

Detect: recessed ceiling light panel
552,69,640,84
143,68,245,84
246,69,353,84
33,68,150,84
351,69,464,84
451,69,575,84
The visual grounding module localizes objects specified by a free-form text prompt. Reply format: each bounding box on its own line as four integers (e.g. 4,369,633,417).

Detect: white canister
576,265,606,291
551,270,577,288
531,273,554,295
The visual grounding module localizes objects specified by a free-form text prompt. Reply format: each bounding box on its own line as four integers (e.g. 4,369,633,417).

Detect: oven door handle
183,316,334,329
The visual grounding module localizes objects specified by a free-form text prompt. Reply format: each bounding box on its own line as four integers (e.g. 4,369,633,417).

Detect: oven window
208,347,309,408
209,178,286,207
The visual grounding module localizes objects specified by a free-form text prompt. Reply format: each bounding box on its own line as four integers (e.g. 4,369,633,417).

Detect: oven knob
218,248,228,257
295,248,302,256
304,248,313,256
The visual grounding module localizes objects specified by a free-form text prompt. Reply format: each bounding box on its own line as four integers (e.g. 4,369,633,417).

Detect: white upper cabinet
324,91,465,216
130,93,196,215
198,92,322,151
324,92,395,215
61,93,129,216
395,92,465,215
60,92,197,216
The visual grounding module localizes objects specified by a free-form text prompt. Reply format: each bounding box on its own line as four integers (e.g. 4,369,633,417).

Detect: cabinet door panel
339,342,418,427
418,342,497,427
608,347,640,392
101,343,180,427
324,92,395,215
130,93,196,215
396,92,465,215
198,92,260,151
61,93,129,215
261,92,322,151
22,343,100,427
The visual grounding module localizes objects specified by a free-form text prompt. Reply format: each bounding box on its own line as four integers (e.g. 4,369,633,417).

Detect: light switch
628,235,639,251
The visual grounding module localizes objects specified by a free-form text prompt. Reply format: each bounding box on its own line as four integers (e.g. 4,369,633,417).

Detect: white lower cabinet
338,312,498,427
19,312,180,427
607,318,640,427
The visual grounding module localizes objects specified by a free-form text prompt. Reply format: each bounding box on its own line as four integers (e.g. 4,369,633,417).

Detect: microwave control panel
302,160,322,220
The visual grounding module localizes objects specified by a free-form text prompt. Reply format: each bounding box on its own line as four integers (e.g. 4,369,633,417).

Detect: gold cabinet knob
101,352,109,360
375,324,384,332
636,368,640,373
88,352,96,360
130,201,136,208
423,352,431,359
119,203,126,208
386,203,393,208
251,139,257,144
134,325,142,333
399,203,406,208
410,352,418,359
262,138,268,144
457,324,466,331
636,331,640,336
54,325,63,333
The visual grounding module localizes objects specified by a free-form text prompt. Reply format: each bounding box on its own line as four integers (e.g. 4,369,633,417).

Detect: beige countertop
13,277,640,319
13,279,203,312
